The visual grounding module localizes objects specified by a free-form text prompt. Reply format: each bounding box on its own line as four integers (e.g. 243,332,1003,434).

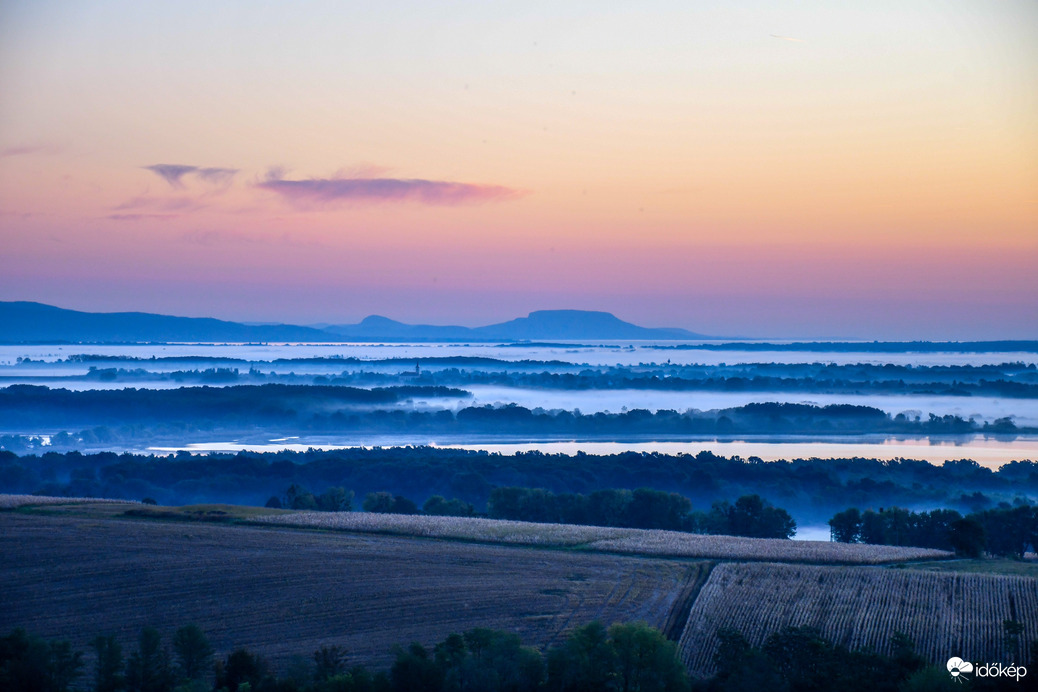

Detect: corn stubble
678,562,1038,677
256,511,951,564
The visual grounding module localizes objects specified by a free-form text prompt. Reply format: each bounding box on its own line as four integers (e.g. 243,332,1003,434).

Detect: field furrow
0,512,699,671
677,562,1038,677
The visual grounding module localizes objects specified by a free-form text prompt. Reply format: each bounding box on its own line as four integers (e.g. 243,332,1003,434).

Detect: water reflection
148,434,1038,469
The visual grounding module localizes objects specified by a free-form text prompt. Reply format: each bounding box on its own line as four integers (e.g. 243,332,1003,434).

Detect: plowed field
0,512,704,671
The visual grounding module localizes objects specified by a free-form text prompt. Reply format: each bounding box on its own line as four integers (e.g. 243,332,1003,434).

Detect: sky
1,0,1036,339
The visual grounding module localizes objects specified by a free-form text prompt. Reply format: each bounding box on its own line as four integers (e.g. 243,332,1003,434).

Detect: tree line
486,488,795,539
37,361,1038,399
705,624,1038,692
0,621,690,692
8,621,1034,692
266,483,796,539
1,385,1023,438
829,504,1038,558
3,447,1035,525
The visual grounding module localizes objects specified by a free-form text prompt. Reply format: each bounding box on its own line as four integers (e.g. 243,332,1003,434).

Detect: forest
7,357,1038,398
5,620,1034,692
3,447,1036,525
0,385,1024,439
827,504,1038,557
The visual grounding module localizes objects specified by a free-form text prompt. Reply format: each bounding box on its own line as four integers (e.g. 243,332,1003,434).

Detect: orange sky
1,1,1036,338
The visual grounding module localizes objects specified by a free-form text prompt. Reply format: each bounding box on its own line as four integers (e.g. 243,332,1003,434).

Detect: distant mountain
0,302,711,343
324,315,481,341
473,310,706,340
324,310,710,341
0,302,332,344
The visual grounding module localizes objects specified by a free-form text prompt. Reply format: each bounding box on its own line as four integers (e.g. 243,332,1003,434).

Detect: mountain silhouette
0,301,710,343
0,302,330,344
473,309,705,340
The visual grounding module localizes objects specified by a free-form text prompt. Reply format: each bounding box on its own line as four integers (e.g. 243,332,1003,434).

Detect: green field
896,557,1038,579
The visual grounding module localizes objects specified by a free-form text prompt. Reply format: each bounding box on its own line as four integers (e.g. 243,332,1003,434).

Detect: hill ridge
0,301,708,343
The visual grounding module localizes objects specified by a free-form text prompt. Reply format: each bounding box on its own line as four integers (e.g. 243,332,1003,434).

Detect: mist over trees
486,488,795,539
8,358,1037,399
3,447,1035,526
0,385,1023,441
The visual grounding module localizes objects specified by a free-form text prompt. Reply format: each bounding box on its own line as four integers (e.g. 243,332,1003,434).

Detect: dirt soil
1,512,699,672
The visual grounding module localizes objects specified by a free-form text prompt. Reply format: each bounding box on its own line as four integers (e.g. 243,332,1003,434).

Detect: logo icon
947,657,974,681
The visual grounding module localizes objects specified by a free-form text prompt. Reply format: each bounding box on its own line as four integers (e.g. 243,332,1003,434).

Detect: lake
4,341,1037,464
147,434,1038,469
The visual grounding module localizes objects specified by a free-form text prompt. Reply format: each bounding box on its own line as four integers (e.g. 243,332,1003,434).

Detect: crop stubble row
256,511,950,564
678,562,1038,677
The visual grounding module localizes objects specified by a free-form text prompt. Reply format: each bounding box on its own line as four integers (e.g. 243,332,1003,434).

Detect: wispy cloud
180,229,325,248
264,165,290,183
256,176,522,206
194,167,238,185
1,142,66,159
330,162,393,179
106,213,179,221
770,34,805,42
113,195,208,213
180,229,259,246
144,164,197,188
144,163,239,188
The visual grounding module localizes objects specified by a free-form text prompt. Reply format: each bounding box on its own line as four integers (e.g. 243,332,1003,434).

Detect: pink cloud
113,195,207,213
106,213,179,221
143,164,238,188
256,176,523,206
0,142,66,158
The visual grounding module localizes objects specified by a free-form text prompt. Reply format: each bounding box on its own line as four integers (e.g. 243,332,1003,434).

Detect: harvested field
0,494,140,509
0,513,700,672
255,511,952,564
678,562,1038,677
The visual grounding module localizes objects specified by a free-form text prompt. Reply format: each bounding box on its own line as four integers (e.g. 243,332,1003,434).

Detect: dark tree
949,516,986,558
215,648,268,692
860,509,887,545
389,643,442,692
46,641,83,692
390,495,419,515
625,489,691,531
608,621,689,692
459,628,544,692
125,627,172,692
0,628,83,692
314,645,348,682
422,495,475,517
710,628,782,692
828,508,862,543
286,483,318,510
712,628,751,680
545,621,616,692
172,625,212,683
727,495,796,539
760,627,837,692
364,492,395,513
587,489,633,528
91,635,125,692
888,632,926,681
975,506,1036,558
317,487,353,512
